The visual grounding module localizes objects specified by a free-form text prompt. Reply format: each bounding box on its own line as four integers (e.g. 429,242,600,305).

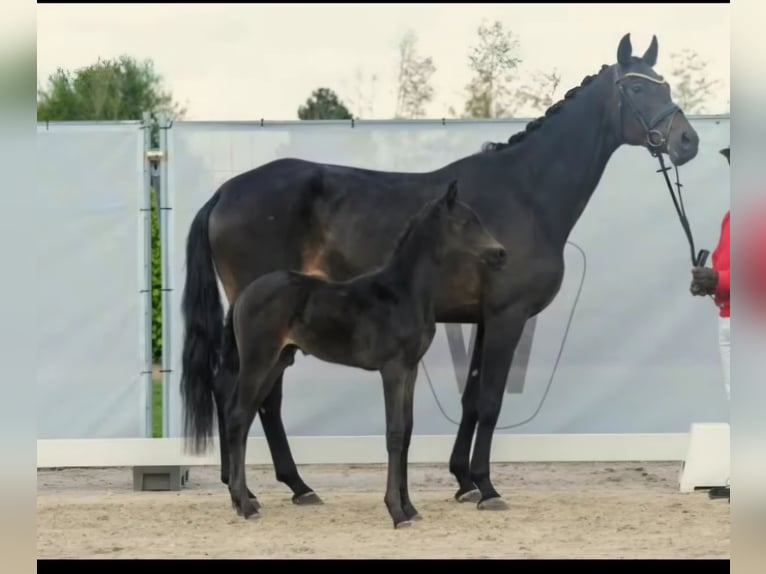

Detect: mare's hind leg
399,366,420,521
260,366,322,505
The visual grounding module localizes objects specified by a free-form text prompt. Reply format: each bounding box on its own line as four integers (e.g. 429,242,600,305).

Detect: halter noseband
615,71,681,154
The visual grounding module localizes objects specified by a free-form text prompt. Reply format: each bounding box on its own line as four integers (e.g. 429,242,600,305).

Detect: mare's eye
631,84,643,94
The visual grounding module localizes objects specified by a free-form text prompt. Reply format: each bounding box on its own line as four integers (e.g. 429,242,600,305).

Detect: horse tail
180,189,224,455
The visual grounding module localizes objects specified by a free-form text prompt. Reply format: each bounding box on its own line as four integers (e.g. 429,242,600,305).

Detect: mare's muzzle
483,247,507,270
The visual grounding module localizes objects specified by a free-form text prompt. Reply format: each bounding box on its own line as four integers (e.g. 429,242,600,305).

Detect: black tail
180,190,224,455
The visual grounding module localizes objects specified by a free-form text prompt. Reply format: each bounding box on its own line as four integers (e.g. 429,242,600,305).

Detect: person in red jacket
690,147,731,401
690,146,731,502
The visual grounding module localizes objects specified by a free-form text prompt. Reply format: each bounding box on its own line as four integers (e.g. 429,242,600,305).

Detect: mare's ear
617,33,632,67
642,35,658,67
443,180,459,210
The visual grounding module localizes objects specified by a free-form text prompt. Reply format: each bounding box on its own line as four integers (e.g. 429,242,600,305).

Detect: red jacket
712,211,730,318
740,200,766,316
715,201,766,319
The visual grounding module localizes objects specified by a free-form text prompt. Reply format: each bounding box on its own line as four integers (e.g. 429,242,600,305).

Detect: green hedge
151,188,162,362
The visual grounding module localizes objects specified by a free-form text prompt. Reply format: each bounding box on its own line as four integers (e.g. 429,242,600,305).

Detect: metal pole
141,111,154,438
158,112,173,439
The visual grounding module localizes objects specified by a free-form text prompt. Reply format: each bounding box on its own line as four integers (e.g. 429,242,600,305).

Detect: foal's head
421,180,507,270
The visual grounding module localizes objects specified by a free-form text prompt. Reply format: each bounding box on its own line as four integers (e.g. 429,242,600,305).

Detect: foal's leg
399,366,420,521
213,365,259,507
226,378,261,519
380,360,411,529
449,322,484,503
470,308,526,510
215,312,260,504
227,351,283,519
217,312,310,507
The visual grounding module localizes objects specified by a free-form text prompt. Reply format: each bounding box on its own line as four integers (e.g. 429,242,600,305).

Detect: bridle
615,70,708,267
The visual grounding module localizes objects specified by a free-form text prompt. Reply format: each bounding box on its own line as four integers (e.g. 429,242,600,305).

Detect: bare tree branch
394,30,437,119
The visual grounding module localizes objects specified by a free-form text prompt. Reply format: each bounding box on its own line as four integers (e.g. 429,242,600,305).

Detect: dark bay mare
181,33,700,510
226,181,507,527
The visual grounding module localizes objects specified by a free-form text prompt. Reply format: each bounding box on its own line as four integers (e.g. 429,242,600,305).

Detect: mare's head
611,33,699,166
424,180,507,270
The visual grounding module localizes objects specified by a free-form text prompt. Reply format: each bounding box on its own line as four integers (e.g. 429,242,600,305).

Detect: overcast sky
37,3,730,121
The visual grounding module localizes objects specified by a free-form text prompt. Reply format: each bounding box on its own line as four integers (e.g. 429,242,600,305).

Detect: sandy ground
37,461,730,559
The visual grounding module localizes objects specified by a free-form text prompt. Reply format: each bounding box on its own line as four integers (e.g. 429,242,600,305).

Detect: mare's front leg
448,323,484,503
399,365,420,521
470,306,527,510
380,360,412,529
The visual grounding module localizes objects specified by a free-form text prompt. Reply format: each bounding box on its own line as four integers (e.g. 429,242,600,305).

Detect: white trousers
718,316,731,401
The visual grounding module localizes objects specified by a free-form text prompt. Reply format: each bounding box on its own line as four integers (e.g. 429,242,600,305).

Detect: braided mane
482,64,612,152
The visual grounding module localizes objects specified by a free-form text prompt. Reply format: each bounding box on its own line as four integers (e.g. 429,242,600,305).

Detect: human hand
690,267,718,296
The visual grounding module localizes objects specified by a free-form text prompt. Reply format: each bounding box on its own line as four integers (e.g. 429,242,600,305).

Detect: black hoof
477,497,508,511
394,520,413,530
292,491,324,506
456,488,481,503
250,497,261,510
233,500,260,519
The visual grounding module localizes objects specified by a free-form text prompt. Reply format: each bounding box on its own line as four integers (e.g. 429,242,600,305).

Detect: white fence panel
165,118,730,440
36,122,150,439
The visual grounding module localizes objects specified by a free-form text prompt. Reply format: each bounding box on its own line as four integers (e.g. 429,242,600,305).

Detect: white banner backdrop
165,118,730,439
36,122,150,439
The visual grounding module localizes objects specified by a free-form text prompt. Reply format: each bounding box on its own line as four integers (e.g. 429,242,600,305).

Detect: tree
668,49,722,115
462,20,522,119
394,30,436,119
297,87,353,120
37,55,186,137
37,55,185,364
512,68,562,117
346,68,379,119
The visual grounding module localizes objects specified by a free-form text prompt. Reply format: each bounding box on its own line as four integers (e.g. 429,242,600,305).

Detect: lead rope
654,151,708,267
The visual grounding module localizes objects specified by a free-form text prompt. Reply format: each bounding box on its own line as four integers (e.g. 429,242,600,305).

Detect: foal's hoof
292,491,324,506
394,520,414,530
455,488,481,503
477,496,509,511
249,496,262,510
234,501,260,520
